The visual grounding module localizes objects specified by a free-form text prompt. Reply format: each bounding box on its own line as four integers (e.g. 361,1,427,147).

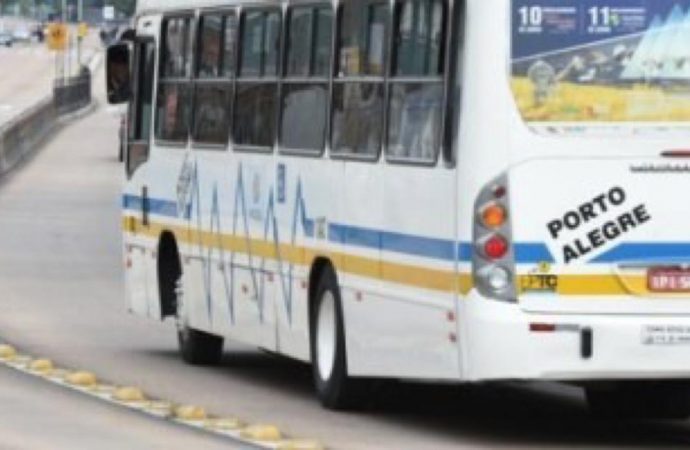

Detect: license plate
642,325,690,346
647,268,690,293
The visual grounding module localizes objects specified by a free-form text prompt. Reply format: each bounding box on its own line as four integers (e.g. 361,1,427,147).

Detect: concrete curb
0,342,325,449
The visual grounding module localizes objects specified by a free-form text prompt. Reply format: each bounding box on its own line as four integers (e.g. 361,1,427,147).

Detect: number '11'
588,6,612,26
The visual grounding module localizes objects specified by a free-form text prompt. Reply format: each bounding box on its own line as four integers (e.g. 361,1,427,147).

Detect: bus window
387,0,446,163
280,5,333,153
156,16,193,144
197,14,223,78
127,39,156,177
222,13,238,77
234,9,281,149
192,12,235,146
331,0,388,158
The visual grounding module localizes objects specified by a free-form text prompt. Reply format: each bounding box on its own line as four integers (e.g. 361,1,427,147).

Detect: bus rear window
511,0,690,126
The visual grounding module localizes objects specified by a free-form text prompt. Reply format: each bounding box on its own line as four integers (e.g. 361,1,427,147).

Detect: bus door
124,35,157,318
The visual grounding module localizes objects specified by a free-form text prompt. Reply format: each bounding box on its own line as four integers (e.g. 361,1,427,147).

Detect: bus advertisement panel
511,0,690,123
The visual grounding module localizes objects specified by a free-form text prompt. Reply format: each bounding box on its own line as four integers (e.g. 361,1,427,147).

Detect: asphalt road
0,60,689,449
0,42,54,126
0,18,94,126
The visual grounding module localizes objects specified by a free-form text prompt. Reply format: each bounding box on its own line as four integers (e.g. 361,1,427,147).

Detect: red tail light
484,235,508,260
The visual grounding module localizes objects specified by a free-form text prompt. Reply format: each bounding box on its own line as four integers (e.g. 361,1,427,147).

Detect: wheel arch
157,230,182,319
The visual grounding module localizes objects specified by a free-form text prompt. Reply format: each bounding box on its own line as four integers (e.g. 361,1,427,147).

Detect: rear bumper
462,292,690,381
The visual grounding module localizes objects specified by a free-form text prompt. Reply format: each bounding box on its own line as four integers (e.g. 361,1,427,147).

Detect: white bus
108,0,690,415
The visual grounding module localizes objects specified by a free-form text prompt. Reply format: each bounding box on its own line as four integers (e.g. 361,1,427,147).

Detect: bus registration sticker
648,268,690,293
642,326,690,346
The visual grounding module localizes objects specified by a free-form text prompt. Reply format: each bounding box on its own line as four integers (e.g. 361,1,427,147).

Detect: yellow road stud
174,405,207,421
0,345,17,360
205,417,243,431
65,371,97,387
29,359,54,374
277,440,325,450
240,424,282,442
113,386,146,403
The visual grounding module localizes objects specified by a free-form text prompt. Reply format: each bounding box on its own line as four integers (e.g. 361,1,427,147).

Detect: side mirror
106,43,131,104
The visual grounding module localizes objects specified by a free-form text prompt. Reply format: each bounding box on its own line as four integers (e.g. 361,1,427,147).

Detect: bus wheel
310,268,369,410
175,277,224,366
586,382,690,419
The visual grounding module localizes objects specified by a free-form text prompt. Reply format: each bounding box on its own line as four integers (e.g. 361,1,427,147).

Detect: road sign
103,6,115,21
78,22,88,39
47,23,68,51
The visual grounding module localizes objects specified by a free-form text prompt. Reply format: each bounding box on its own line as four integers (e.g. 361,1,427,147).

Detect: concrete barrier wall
0,94,57,177
0,72,92,178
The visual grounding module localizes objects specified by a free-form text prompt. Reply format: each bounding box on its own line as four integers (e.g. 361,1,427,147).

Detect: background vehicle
0,32,13,47
108,0,690,417
12,27,31,43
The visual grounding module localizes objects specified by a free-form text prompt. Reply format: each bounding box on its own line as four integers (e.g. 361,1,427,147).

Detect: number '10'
518,6,543,27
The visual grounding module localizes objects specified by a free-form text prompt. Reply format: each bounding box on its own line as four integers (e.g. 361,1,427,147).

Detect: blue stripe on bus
123,195,178,218
592,243,690,263
329,223,457,261
122,194,554,264
515,243,556,263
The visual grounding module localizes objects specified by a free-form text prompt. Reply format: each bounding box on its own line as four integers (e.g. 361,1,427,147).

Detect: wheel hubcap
316,291,337,381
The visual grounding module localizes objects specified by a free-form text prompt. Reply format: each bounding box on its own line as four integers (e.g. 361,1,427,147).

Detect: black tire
310,268,370,410
174,274,224,366
586,382,690,419
177,326,224,366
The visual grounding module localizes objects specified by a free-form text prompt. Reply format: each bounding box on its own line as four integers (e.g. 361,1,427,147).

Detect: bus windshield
511,0,690,128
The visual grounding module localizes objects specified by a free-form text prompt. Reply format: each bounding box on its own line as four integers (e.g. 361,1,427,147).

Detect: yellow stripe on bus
123,216,464,294
126,216,659,298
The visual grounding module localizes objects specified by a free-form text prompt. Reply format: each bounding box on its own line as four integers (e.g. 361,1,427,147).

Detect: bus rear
464,0,690,417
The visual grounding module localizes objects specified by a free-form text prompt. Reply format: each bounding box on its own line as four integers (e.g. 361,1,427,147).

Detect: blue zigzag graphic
187,161,314,328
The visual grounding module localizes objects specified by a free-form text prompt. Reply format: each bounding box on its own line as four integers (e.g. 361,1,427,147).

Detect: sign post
78,22,88,68
46,22,69,81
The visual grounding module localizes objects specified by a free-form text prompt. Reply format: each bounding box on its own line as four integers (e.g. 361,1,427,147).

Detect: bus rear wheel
175,277,224,366
310,268,369,410
586,382,690,419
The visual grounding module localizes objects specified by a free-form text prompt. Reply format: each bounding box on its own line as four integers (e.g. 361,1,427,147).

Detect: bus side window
234,9,281,150
156,16,193,144
280,4,332,154
331,0,388,159
127,40,156,177
192,12,236,147
386,0,446,164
